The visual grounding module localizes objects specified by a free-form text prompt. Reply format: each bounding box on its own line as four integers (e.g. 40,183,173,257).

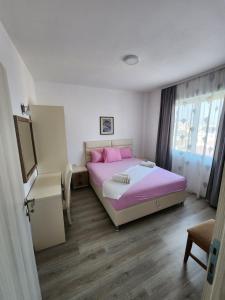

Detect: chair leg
184,235,193,264
67,207,72,225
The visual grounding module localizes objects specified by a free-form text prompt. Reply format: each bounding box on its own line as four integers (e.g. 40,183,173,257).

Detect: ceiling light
123,54,139,65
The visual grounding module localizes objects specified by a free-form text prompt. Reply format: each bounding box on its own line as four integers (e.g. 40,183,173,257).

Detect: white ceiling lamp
123,54,139,65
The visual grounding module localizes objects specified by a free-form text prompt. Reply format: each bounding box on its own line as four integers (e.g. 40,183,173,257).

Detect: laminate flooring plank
36,187,215,300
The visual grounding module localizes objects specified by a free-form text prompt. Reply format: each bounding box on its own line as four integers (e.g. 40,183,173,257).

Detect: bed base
90,177,187,227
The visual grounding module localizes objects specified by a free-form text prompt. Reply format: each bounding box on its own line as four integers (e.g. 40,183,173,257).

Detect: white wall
0,21,37,195
143,89,161,161
0,18,161,175
0,22,36,113
0,19,161,192
35,81,145,165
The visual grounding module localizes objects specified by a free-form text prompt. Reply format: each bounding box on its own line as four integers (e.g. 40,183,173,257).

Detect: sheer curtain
172,68,225,198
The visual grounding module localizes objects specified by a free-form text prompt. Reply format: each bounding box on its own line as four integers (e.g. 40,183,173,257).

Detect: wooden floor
36,187,216,300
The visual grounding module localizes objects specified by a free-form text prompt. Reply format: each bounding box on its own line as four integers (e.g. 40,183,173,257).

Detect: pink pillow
103,147,122,163
90,150,103,163
120,147,132,159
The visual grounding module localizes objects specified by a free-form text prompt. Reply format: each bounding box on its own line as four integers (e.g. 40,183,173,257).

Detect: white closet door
0,64,41,300
30,104,68,174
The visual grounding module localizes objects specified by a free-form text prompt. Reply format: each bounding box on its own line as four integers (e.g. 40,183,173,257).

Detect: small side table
72,165,89,189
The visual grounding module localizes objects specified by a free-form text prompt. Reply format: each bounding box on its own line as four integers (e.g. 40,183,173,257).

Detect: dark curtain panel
156,86,176,171
206,100,225,208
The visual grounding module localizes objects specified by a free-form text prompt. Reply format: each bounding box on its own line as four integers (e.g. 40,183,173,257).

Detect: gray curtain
206,100,225,208
156,86,176,170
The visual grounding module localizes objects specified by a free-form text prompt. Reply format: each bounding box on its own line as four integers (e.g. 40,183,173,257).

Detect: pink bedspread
87,158,186,211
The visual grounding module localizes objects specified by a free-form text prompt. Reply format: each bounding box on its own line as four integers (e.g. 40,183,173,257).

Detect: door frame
0,63,41,299
202,163,225,299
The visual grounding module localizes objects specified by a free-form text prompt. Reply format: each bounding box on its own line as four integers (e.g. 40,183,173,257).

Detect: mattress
87,158,186,211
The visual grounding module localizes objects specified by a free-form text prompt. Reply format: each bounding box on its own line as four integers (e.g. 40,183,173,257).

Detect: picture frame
100,116,114,135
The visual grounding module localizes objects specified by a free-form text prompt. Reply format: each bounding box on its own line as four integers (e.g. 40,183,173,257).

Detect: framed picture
100,116,114,135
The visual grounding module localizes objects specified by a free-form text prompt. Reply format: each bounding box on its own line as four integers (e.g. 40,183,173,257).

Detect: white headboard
84,138,133,163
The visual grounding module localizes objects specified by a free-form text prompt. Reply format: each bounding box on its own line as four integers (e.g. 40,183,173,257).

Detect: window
172,90,224,197
173,91,224,157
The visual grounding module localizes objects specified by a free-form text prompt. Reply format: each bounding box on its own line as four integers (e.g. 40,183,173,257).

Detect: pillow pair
91,147,132,163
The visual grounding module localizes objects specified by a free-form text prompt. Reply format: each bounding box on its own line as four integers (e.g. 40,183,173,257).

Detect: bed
85,139,187,229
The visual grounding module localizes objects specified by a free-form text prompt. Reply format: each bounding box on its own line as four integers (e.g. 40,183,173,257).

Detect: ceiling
0,0,225,92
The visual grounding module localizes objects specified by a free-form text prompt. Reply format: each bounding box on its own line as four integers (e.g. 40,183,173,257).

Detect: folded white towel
140,160,156,168
103,165,156,199
112,173,130,184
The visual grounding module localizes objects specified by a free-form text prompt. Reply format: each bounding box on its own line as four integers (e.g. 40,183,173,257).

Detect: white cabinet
27,172,65,251
30,105,68,175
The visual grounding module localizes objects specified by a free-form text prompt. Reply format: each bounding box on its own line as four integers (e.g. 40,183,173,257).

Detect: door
202,163,225,300
0,64,41,299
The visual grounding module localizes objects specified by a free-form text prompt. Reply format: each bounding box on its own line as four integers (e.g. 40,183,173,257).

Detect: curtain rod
161,63,225,90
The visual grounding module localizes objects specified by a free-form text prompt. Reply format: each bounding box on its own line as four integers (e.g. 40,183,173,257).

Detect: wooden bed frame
85,138,187,229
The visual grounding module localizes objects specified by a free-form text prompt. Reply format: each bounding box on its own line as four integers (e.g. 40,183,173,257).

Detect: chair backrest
64,163,73,209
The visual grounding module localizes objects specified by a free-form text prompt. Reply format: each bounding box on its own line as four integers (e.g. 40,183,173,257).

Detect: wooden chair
184,219,215,270
62,163,73,225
